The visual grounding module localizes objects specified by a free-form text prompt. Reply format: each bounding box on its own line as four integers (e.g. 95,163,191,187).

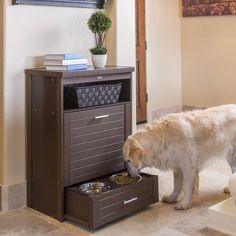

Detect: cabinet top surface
26,65,134,78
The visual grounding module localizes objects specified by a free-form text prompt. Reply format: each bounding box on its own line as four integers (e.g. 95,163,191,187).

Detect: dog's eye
126,160,130,163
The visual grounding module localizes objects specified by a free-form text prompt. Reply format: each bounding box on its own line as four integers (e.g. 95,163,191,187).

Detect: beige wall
0,1,4,185
107,0,182,124
106,0,116,66
146,0,182,121
106,0,136,131
3,0,95,185
2,0,136,186
182,16,236,107
115,0,136,130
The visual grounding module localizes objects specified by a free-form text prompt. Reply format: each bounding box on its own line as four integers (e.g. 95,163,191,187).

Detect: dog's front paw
174,201,191,210
162,195,177,204
223,187,230,194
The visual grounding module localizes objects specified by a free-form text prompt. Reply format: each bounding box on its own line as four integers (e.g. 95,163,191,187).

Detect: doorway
136,0,147,124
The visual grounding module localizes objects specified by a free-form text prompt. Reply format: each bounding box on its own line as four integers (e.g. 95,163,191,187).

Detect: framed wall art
182,0,236,17
12,0,105,9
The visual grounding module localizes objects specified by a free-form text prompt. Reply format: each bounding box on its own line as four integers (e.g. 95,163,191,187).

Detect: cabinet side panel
64,189,91,225
30,76,58,218
26,73,32,207
152,175,159,203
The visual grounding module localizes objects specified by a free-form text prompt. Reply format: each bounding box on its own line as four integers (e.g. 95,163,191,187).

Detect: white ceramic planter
91,54,107,68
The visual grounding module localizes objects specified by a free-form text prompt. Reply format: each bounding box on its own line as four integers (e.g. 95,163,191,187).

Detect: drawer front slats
71,134,124,153
71,120,124,137
64,105,126,186
98,182,153,208
99,195,154,224
69,105,124,120
71,143,123,161
65,174,159,229
71,127,124,145
71,164,125,184
71,150,123,168
71,157,124,176
99,189,153,217
70,112,124,129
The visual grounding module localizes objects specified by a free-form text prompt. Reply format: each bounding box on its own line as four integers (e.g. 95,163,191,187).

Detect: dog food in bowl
79,182,111,195
110,172,142,185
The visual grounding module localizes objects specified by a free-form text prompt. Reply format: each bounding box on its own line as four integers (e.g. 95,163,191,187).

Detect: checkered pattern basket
64,83,122,109
76,83,122,108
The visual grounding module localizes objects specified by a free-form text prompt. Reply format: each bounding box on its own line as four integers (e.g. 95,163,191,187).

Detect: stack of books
44,53,88,71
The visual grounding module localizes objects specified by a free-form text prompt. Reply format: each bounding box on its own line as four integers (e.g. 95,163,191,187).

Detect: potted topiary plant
88,11,112,68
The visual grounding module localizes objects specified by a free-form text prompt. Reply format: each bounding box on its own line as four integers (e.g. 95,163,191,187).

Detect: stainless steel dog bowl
79,182,111,195
110,172,142,185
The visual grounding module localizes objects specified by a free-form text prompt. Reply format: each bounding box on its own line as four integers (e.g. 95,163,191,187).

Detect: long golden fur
123,104,236,210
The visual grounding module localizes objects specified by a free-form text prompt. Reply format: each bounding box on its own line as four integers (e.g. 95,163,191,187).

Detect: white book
45,64,88,71
44,58,88,66
44,53,83,60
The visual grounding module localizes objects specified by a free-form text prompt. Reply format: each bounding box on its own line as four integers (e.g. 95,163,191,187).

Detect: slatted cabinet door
64,105,126,186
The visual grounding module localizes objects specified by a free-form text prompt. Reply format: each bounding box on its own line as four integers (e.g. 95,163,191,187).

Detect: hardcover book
45,64,88,71
45,53,83,60
44,58,88,66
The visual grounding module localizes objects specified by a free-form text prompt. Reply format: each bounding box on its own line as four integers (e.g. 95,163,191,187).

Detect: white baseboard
182,105,205,111
151,105,207,122
152,106,182,120
0,181,26,211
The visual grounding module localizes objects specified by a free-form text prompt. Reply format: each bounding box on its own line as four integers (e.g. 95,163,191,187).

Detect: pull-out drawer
65,173,158,229
64,105,130,186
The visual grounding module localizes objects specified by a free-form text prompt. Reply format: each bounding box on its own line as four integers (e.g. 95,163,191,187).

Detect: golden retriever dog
123,104,236,210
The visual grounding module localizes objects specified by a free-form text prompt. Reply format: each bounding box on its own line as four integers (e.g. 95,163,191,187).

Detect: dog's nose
126,161,140,177
137,167,141,173
125,160,130,167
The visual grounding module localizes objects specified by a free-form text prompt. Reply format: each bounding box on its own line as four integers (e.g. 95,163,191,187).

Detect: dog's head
123,137,146,177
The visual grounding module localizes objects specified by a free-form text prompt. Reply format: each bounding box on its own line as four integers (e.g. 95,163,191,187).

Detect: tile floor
0,162,232,236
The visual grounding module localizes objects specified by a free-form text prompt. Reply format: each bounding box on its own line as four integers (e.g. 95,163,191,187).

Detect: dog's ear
129,139,145,167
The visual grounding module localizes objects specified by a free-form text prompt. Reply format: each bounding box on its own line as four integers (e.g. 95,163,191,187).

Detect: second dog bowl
110,172,142,185
79,182,111,195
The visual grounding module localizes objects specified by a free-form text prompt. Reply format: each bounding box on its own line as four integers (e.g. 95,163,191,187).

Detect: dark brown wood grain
26,66,137,226
30,76,58,219
136,0,147,124
64,105,126,185
65,173,159,229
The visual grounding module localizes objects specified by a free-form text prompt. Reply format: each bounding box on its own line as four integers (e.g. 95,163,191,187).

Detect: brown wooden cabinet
26,66,158,229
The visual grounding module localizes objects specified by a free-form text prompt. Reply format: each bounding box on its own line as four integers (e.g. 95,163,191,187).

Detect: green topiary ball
88,11,112,33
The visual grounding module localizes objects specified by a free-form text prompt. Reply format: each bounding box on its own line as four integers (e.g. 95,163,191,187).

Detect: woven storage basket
76,83,122,108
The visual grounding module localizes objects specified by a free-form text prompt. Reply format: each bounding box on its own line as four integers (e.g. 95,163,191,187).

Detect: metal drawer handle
94,114,109,119
97,76,103,80
123,197,138,205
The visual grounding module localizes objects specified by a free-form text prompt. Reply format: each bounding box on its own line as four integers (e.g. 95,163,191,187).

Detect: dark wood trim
136,0,147,124
56,78,64,221
152,175,159,202
26,72,32,207
63,113,71,187
12,0,105,9
26,66,134,78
